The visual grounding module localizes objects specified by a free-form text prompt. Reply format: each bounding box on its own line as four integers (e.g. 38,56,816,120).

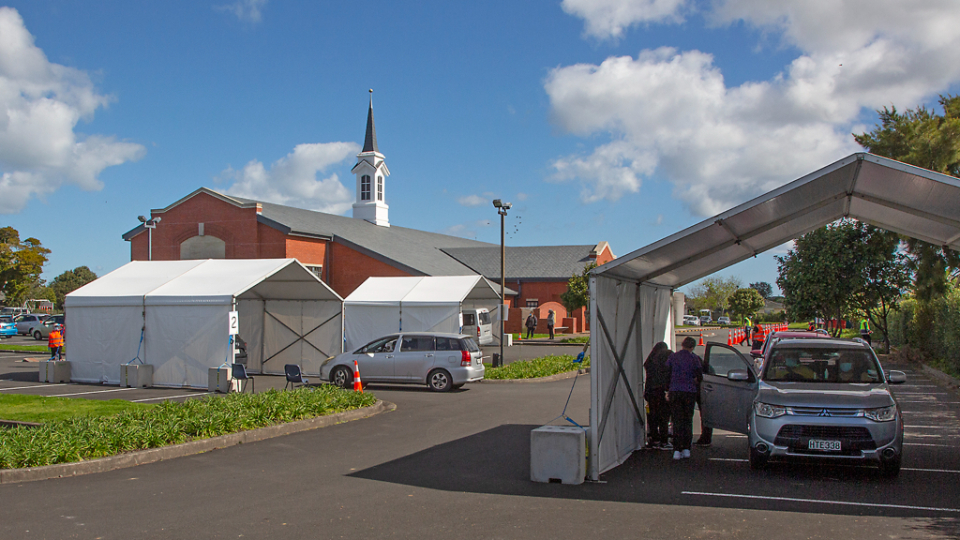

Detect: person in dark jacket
643,341,673,449
667,336,703,460
524,313,537,339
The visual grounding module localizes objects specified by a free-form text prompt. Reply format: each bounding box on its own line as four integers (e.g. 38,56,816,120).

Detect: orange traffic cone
698,333,705,347
727,332,732,346
353,359,363,393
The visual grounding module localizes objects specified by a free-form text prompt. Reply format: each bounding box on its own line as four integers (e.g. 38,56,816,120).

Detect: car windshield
762,347,882,383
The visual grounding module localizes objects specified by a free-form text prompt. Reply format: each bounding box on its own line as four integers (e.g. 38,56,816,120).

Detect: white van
462,308,494,345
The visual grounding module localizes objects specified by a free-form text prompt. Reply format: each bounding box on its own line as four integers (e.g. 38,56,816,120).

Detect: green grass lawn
0,386,377,469
484,354,589,380
0,344,50,353
0,394,154,423
512,333,551,340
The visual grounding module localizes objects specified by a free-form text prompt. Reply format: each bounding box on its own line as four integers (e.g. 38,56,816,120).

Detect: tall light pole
138,215,162,261
492,199,511,368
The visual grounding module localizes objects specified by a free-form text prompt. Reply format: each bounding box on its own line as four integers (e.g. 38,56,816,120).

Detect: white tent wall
588,277,673,479
67,305,144,384
237,299,264,371
344,303,402,352
402,304,461,335
147,303,230,388
256,299,342,376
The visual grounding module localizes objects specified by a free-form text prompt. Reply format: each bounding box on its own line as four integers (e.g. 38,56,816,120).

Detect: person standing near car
859,317,872,346
643,341,673,450
546,310,556,340
667,336,703,460
742,316,752,346
524,312,537,339
48,324,64,361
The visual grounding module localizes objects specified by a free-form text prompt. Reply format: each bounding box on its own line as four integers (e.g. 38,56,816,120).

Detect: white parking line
48,387,138,398
130,392,213,403
905,425,960,429
905,442,956,447
682,491,960,513
899,401,960,404
706,458,960,474
0,383,68,391
894,392,948,395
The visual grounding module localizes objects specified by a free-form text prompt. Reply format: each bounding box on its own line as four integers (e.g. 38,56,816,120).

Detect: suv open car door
701,343,758,435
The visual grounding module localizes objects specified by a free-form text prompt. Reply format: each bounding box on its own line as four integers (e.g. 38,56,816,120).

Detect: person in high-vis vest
48,324,64,361
742,316,752,346
859,317,872,346
752,322,764,350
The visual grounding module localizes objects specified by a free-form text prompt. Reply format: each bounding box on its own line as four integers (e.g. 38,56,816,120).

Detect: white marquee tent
343,275,502,351
588,153,960,480
65,259,343,388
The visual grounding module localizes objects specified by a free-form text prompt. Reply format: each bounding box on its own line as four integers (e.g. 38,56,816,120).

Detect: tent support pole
588,276,600,481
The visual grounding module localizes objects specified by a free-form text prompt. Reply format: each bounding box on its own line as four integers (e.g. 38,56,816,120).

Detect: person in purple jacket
666,336,703,460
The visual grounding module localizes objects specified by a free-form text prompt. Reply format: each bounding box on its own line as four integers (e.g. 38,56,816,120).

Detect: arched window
377,175,383,201
361,175,371,201
180,235,226,260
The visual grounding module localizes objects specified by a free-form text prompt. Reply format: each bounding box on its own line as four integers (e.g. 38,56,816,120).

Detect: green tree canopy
0,227,50,307
560,262,596,314
686,276,742,314
51,266,98,310
728,288,765,322
749,282,773,299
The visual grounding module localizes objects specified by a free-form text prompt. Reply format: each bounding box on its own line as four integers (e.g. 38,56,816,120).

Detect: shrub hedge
0,386,376,469
888,291,960,377
484,354,589,380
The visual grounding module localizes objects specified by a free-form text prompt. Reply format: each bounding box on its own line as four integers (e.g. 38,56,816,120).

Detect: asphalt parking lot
1,329,959,539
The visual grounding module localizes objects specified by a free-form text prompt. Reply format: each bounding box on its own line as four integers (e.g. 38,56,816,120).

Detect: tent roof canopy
66,259,343,307
344,276,502,306
595,153,960,288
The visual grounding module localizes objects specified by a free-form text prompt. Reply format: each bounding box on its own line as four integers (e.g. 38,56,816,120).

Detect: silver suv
320,332,485,392
701,339,905,476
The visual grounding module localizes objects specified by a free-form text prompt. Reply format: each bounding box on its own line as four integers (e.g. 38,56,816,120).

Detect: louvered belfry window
377,176,383,201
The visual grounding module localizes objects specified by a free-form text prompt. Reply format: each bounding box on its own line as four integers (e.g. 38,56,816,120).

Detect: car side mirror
886,370,906,384
750,351,762,359
727,370,750,381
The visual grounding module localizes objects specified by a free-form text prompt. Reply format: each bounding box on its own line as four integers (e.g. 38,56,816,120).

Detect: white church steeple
351,90,390,227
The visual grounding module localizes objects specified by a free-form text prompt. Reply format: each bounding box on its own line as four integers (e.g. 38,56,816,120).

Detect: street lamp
138,215,162,261
492,199,511,368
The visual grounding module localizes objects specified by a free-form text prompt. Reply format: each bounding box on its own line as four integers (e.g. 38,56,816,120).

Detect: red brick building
123,97,614,332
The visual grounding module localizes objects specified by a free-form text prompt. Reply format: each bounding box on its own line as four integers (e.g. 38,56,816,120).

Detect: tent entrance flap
595,302,644,447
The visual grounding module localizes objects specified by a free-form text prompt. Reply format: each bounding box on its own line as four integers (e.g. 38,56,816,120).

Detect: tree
749,282,773,299
0,227,50,307
850,228,911,353
686,276,742,315
776,220,865,337
560,262,597,314
51,267,98,310
728,288,765,323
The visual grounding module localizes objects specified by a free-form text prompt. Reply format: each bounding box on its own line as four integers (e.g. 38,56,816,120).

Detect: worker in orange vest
751,322,765,350
48,324,64,361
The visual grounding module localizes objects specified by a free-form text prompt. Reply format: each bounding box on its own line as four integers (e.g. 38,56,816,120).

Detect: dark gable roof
234,196,493,276
443,246,597,281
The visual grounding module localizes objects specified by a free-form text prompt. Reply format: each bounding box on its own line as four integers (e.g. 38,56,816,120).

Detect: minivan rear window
436,337,463,351
461,337,480,352
478,312,491,325
400,336,436,352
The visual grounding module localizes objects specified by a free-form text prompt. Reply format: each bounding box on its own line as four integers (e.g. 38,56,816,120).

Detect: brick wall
327,241,411,297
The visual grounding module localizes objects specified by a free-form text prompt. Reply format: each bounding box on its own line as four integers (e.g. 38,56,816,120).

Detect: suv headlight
754,402,786,418
864,405,897,422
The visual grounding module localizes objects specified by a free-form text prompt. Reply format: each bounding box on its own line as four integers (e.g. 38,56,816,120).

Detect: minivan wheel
427,369,453,392
331,366,352,389
749,445,768,470
33,330,42,341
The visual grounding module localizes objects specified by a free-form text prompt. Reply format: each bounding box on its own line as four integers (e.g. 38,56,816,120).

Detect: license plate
808,439,841,451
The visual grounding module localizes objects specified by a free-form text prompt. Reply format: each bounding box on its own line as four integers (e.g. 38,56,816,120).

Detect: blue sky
2,0,959,296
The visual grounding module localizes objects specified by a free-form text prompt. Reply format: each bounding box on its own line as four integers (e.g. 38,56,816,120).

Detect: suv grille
775,425,876,451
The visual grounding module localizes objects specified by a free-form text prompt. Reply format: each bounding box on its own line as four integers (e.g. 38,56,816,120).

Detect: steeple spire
362,89,378,153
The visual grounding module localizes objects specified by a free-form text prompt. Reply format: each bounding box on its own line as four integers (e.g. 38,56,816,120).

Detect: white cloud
561,0,688,40
0,7,145,214
440,220,493,239
550,1,960,216
222,141,360,215
516,192,528,201
457,194,487,207
215,0,268,23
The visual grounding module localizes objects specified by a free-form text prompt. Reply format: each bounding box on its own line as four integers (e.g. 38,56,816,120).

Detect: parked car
14,313,48,335
0,316,16,339
701,338,905,476
682,315,700,326
717,316,731,325
699,315,712,325
32,314,65,340
462,308,494,345
320,332,484,392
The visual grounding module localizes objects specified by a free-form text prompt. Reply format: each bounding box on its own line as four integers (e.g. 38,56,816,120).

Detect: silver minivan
321,332,485,392
701,339,905,476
